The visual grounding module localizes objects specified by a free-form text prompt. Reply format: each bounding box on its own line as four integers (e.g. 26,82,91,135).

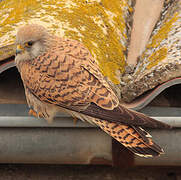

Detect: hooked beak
16,44,24,55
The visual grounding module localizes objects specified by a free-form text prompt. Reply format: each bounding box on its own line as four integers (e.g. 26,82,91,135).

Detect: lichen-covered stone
0,0,135,85
121,0,181,102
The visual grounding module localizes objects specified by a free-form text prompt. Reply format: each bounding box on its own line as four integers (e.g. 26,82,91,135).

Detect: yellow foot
29,109,38,117
28,109,44,118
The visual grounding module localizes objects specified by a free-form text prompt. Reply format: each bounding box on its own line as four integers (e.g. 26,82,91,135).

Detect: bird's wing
20,38,119,109
19,39,170,128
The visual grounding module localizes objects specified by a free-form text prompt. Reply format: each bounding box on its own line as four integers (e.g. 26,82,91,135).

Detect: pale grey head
15,24,52,64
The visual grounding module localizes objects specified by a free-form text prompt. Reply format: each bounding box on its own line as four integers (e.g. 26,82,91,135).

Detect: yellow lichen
147,12,179,50
137,9,180,73
0,0,133,84
147,47,167,69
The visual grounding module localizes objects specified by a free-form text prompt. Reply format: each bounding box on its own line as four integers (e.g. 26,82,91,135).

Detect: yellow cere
0,0,134,84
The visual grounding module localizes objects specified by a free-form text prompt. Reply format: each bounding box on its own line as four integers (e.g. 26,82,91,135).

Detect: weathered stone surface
122,0,181,102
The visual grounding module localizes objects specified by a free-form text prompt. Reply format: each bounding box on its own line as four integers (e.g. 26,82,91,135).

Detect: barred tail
92,119,164,157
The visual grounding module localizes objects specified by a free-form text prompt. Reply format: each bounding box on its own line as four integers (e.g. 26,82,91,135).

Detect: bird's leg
72,116,79,124
28,109,43,118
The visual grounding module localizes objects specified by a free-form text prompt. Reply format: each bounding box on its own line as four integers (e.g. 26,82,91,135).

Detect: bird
15,24,171,157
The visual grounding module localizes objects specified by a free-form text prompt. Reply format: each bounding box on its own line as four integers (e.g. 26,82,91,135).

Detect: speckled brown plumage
19,37,118,108
15,24,170,157
92,119,163,157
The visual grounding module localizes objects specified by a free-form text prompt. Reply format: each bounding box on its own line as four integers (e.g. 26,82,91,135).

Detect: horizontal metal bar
0,116,180,128
0,116,94,128
0,126,179,166
0,106,181,165
0,127,112,164
152,117,181,128
1,104,181,117
140,106,181,117
0,105,181,127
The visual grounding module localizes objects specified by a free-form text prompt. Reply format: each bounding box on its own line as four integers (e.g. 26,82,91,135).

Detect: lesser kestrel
15,24,170,157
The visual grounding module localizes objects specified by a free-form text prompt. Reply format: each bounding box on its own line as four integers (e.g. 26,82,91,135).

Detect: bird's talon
29,109,38,117
37,112,44,118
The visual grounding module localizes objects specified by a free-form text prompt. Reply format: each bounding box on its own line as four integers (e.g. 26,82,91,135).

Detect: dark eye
27,41,34,46
25,41,34,47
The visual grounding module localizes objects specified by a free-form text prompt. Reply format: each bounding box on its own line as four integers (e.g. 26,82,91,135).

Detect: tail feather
79,103,171,129
68,110,164,157
92,119,164,157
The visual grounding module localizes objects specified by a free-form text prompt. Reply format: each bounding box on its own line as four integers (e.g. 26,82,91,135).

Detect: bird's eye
25,41,34,47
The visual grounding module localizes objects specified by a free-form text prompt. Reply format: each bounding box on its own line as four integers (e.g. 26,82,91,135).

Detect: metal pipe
0,125,180,166
0,105,181,127
1,116,181,128
0,127,112,164
0,116,93,128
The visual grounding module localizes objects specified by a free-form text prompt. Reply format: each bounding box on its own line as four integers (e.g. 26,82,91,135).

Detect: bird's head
15,24,52,64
